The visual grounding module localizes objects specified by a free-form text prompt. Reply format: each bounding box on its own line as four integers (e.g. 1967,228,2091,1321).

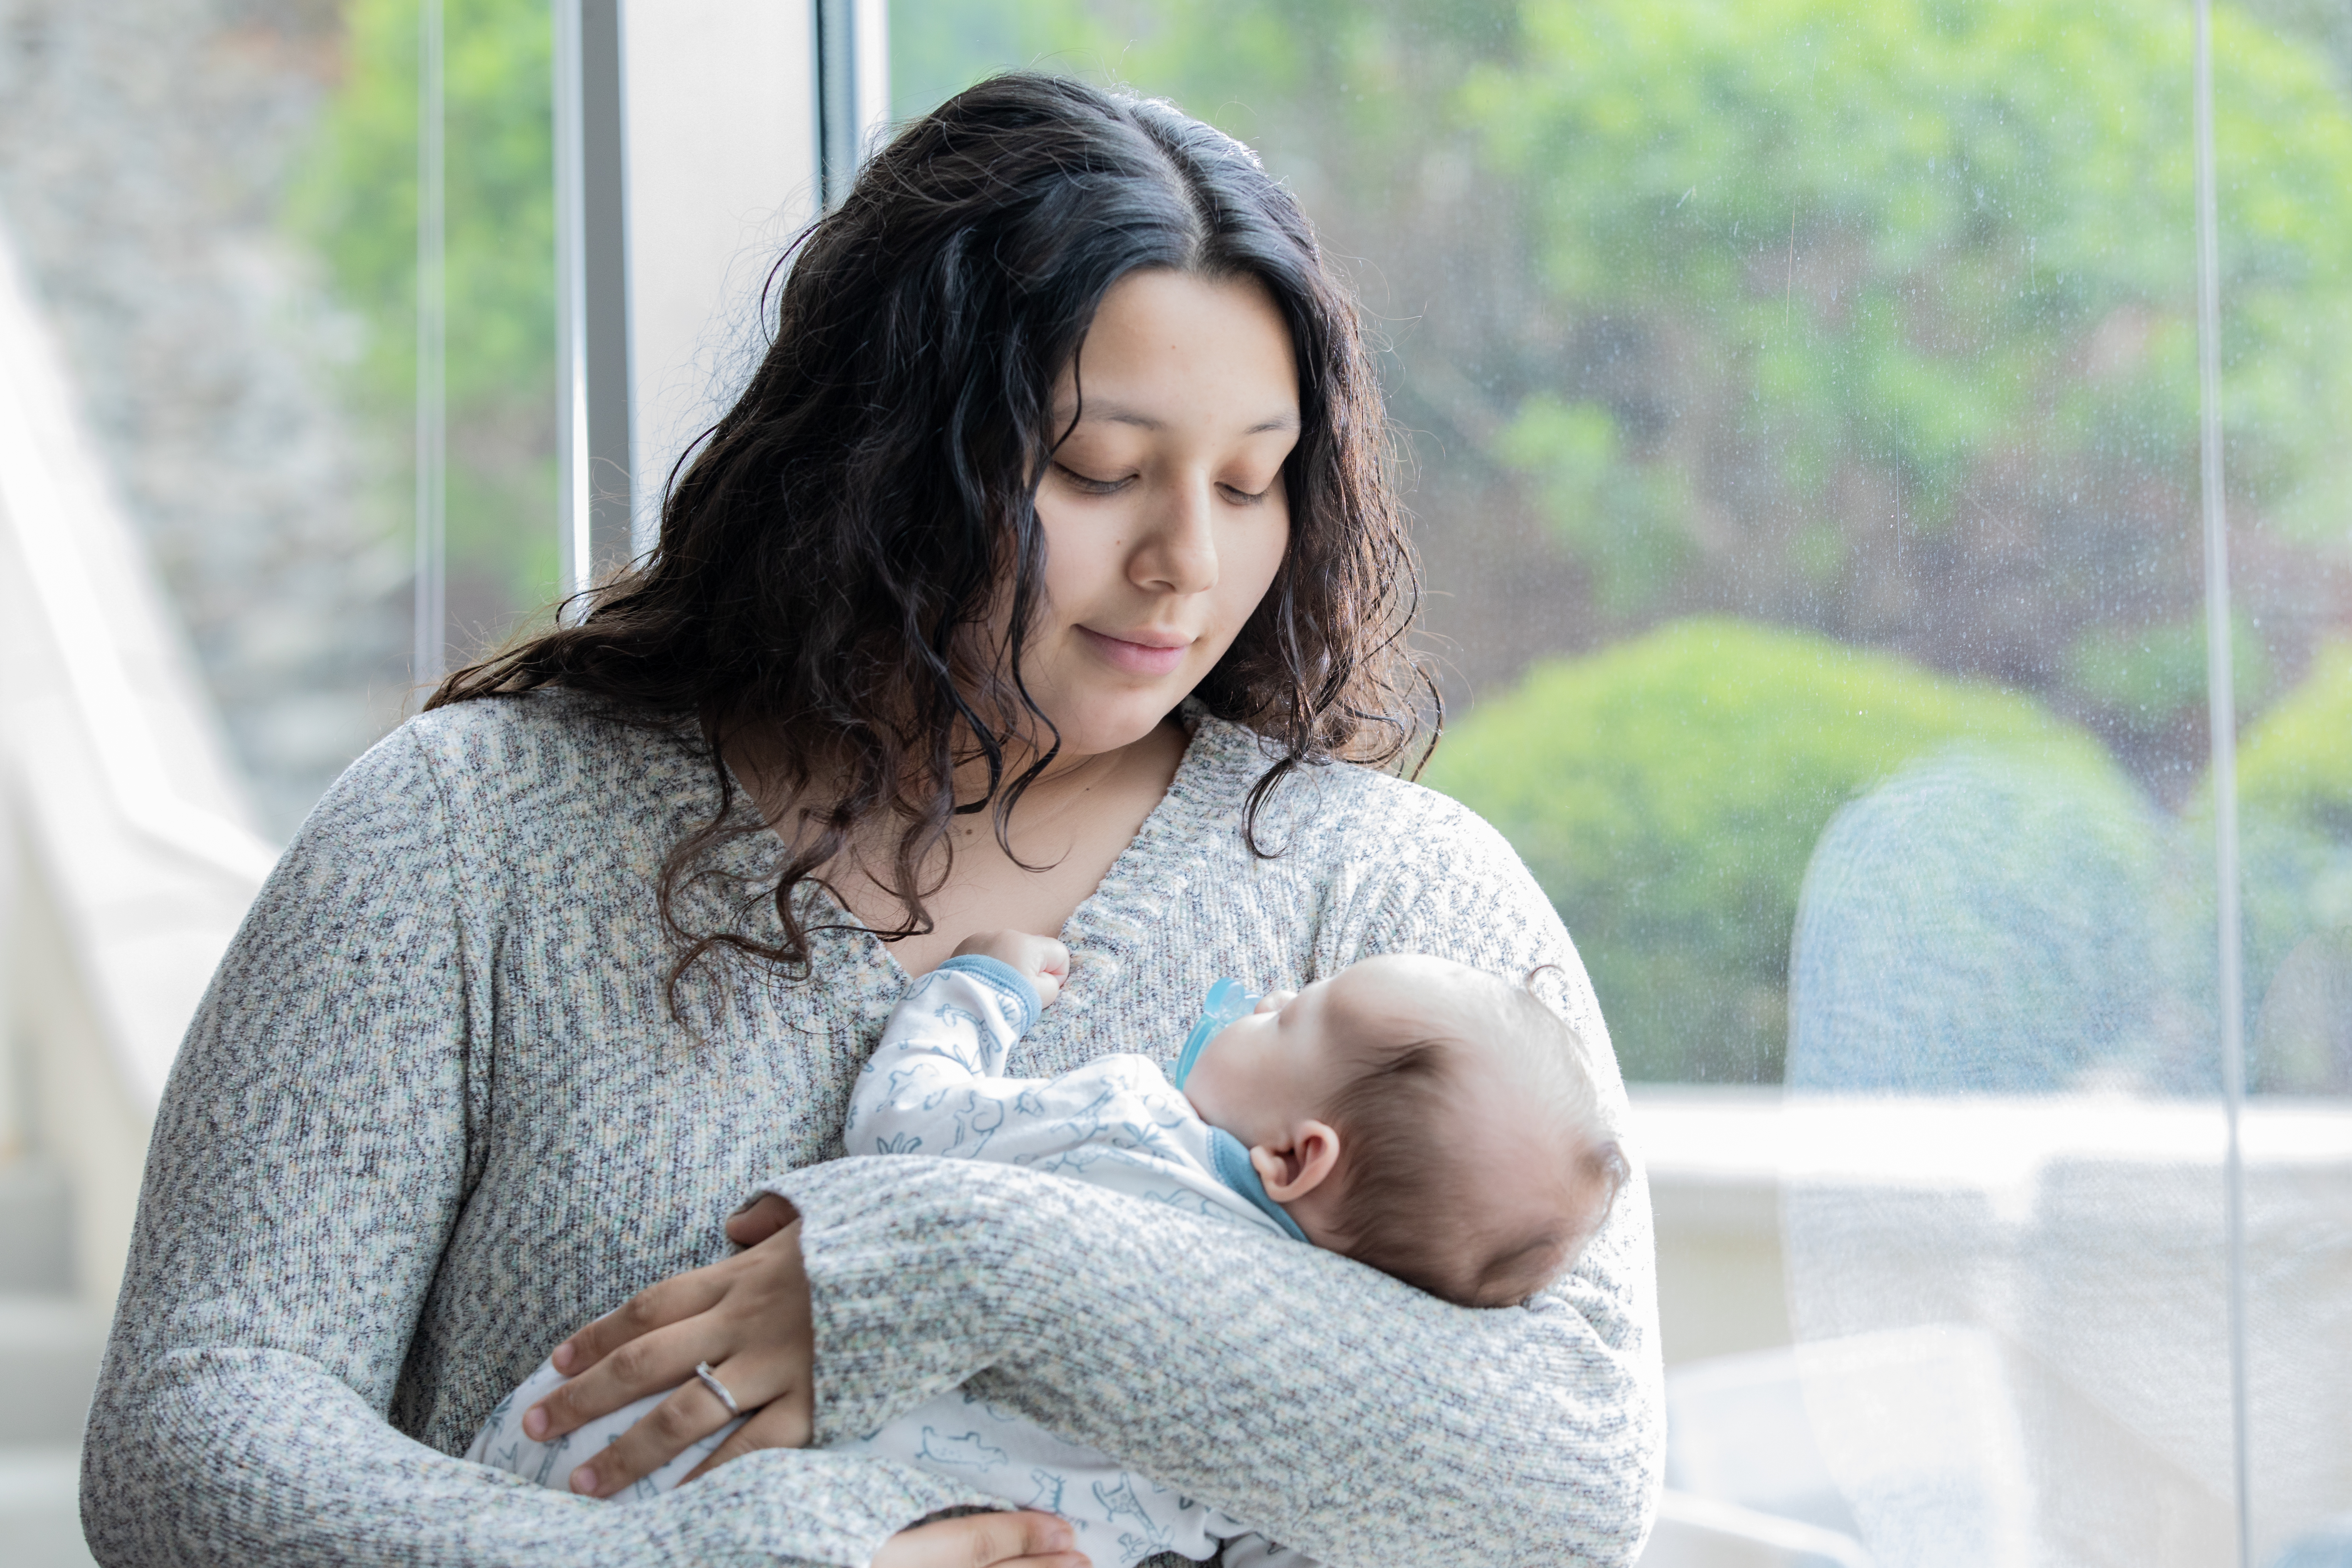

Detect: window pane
0,1,556,839
291,0,560,817
2219,5,2352,1560
895,1,2351,1559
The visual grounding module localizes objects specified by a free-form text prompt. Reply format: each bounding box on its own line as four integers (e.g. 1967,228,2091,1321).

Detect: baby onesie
470,957,1313,1568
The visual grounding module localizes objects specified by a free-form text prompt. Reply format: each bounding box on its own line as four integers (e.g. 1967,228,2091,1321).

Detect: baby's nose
1255,989,1296,1013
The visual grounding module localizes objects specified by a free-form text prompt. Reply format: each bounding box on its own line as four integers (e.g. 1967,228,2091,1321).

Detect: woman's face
1015,267,1301,760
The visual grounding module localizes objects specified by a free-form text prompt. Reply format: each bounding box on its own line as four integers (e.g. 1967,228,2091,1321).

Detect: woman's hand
873,1511,1089,1568
521,1198,815,1497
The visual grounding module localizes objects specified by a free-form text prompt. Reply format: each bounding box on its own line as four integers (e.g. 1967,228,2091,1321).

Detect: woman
81,75,1660,1567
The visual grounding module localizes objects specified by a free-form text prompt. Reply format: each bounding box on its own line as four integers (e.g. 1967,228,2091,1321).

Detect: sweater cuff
759,1157,1031,1447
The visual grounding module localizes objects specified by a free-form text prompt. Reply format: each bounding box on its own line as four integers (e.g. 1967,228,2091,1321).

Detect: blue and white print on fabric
464,1357,743,1504
838,957,1283,1241
472,956,1312,1568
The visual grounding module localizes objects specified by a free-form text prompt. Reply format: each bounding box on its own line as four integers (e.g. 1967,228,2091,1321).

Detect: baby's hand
952,930,1071,1010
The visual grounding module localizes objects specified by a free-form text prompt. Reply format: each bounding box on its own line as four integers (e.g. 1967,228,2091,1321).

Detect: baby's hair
1321,972,1628,1308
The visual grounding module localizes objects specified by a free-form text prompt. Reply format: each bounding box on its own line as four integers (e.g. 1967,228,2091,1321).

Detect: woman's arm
78,726,1000,1568
481,786,1660,1566
768,798,1662,1568
769,1158,1656,1568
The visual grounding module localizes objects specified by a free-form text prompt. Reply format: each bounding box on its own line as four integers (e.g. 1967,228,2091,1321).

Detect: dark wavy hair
430,72,1430,989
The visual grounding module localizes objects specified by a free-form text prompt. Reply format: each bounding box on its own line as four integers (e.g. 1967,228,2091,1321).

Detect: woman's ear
1252,1120,1341,1201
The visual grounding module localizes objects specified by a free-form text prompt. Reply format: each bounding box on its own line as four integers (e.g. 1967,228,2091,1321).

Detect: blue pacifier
1173,977,1259,1089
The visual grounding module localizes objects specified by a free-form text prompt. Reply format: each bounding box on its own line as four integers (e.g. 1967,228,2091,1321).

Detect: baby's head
1181,954,1628,1307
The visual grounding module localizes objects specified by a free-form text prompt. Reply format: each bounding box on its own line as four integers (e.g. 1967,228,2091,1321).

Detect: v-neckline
719,712,1254,1010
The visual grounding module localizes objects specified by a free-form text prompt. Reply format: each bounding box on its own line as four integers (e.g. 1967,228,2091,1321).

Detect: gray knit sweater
81,692,1662,1568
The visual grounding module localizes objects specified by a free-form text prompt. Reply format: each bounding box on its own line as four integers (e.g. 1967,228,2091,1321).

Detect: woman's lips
1078,625,1193,676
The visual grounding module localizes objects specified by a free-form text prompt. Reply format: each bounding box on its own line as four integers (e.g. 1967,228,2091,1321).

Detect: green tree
1422,617,2113,1080
1456,0,2352,696
896,0,2352,781
286,0,558,648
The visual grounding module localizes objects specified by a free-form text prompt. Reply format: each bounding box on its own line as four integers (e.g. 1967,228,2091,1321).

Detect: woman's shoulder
1176,719,1588,1030
304,689,714,859
383,688,703,804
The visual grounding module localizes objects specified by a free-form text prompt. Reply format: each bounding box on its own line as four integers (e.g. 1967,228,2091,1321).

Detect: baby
472,932,1628,1566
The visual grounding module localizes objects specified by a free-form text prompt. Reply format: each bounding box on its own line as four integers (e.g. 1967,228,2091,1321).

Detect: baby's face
1179,955,1462,1146
1183,955,1606,1304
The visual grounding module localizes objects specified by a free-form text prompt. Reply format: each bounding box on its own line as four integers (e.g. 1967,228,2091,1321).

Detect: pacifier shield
1173,977,1259,1088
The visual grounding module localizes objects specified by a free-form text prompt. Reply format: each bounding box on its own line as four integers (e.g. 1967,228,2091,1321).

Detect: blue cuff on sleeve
932,954,1041,1036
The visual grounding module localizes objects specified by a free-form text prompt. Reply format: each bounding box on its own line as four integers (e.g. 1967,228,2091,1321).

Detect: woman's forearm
774,1155,1662,1568
82,729,1002,1567
83,1341,985,1567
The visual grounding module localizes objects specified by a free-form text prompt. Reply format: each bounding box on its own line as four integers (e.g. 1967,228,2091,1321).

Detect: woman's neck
756,715,1191,976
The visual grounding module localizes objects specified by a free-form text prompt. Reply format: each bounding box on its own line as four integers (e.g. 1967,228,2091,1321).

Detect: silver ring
694,1361,741,1417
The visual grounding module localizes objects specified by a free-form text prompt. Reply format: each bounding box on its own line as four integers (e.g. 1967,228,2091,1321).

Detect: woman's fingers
869,1511,1089,1568
526,1217,815,1492
677,1386,815,1483
527,1315,724,1440
551,1265,730,1376
562,1372,741,1498
529,1217,811,1446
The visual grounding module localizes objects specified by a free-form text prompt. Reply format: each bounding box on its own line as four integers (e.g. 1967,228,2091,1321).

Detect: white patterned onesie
470,955,1314,1568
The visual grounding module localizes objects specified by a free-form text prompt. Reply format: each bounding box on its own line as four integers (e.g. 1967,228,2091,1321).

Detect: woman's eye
1053,463,1130,495
1219,482,1274,505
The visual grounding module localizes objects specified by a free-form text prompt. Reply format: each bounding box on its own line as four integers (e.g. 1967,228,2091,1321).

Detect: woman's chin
1030,689,1195,761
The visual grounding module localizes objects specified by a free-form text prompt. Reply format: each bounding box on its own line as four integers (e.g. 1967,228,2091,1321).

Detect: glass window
895,2,2351,1561
0,1,558,839
10,0,2344,1556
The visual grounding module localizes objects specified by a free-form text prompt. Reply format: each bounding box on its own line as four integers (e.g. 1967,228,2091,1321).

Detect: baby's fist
952,930,1071,1010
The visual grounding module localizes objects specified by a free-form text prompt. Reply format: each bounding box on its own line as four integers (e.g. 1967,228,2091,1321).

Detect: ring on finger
694,1360,742,1417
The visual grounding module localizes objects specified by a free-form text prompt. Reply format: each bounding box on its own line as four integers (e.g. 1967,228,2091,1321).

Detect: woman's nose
1130,478,1220,595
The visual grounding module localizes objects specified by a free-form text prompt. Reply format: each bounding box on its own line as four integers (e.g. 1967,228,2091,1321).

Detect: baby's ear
1253,1120,1341,1201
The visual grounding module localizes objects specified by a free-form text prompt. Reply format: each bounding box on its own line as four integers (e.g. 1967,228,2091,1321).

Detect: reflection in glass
0,3,410,835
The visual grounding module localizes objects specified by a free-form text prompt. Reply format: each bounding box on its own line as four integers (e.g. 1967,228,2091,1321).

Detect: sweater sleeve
772,790,1665,1568
78,728,997,1568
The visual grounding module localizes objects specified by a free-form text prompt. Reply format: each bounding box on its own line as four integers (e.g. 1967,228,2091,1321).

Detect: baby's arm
842,932,1069,1158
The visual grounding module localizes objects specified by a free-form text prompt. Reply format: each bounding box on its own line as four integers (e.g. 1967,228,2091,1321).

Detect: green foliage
1494,395,1695,613
1422,618,2111,1080
891,0,1120,120
2066,615,2274,749
1462,0,2352,560
2231,644,2352,1023
2239,641,2352,845
285,0,558,640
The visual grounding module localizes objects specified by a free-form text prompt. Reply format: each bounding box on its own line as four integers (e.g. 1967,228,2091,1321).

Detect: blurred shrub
2066,615,2275,755
2238,641,2352,846
2220,643,2352,1089
1423,617,2109,1081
